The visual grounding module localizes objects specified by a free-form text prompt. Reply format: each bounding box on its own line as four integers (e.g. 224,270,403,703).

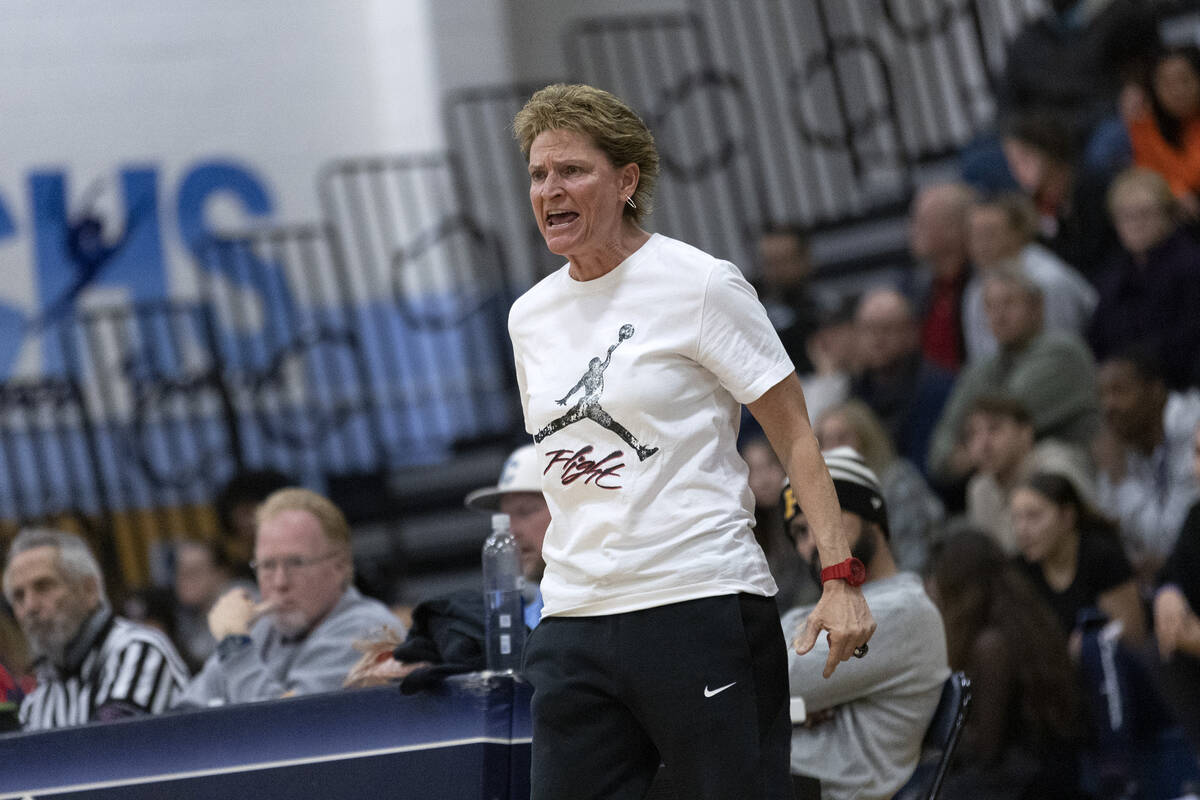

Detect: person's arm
95,636,189,719
784,605,898,712
229,603,398,702
1097,580,1146,648
784,584,942,709
748,373,874,677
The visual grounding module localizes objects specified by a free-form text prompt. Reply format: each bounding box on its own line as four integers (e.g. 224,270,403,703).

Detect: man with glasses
177,488,397,707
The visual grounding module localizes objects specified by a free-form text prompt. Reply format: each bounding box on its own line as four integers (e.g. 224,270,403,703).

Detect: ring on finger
853,644,868,658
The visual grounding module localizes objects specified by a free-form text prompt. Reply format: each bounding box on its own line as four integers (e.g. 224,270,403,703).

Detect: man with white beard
3,528,188,730
177,487,397,707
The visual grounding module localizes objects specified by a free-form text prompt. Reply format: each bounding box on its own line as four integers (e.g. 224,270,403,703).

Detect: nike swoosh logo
704,681,736,698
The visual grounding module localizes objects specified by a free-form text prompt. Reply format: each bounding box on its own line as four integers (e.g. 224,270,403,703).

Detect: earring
625,196,637,210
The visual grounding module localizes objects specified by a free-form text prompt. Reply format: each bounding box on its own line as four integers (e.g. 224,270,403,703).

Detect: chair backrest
892,671,972,800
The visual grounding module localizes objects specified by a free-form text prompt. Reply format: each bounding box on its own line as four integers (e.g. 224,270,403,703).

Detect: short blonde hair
1107,166,1177,218
513,83,659,223
256,488,351,552
817,400,896,476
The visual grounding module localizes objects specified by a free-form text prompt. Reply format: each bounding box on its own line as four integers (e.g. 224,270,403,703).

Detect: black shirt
1018,529,1133,634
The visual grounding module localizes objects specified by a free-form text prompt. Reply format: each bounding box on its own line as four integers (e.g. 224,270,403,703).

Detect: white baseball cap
464,444,543,511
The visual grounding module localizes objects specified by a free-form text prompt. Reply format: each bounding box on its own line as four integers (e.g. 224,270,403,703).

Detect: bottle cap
491,513,510,532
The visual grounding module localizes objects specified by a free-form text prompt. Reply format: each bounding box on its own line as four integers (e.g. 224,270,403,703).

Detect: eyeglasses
249,551,340,577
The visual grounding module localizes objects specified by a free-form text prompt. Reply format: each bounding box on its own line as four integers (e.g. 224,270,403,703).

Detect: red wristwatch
821,557,866,587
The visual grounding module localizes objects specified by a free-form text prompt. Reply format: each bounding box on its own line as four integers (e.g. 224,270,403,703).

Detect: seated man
964,392,1093,554
929,267,1099,483
1096,350,1200,586
3,528,189,729
346,444,548,687
172,538,252,673
850,288,954,476
178,487,398,707
781,447,949,800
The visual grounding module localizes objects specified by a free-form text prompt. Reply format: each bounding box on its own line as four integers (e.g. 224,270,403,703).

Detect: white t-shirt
508,233,792,617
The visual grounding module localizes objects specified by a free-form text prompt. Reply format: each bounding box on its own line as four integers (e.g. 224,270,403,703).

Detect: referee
3,528,188,729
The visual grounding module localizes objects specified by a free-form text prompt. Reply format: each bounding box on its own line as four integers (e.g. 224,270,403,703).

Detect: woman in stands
1087,167,1200,391
508,83,872,799
1124,46,1200,216
1010,470,1145,646
931,528,1086,799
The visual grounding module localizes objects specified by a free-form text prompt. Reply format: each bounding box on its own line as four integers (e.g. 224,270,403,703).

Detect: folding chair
892,671,972,800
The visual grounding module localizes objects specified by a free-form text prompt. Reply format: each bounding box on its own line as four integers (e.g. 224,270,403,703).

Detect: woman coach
509,83,873,799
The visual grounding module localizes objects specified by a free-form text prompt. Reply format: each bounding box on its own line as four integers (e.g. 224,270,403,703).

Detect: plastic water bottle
483,513,526,673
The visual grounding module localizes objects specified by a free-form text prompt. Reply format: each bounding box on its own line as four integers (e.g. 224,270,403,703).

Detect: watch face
849,558,866,585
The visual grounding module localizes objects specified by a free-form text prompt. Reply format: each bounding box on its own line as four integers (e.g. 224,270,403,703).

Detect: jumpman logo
533,324,659,462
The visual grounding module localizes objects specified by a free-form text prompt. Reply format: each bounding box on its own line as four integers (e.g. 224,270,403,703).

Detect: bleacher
0,0,1055,604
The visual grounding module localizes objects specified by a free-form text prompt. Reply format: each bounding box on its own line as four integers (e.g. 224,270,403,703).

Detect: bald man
907,182,975,372
850,288,954,475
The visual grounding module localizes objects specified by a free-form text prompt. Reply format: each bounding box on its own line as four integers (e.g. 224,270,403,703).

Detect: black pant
523,593,793,800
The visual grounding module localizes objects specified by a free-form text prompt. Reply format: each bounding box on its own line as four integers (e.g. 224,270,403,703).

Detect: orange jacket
1127,111,1200,198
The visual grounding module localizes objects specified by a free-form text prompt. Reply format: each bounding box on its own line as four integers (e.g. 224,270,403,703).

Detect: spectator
814,399,944,575
963,393,1093,555
1011,472,1145,649
172,538,251,672
849,287,954,475
931,529,1087,800
962,192,1097,362
1012,474,1200,797
993,0,1156,180
1001,113,1118,278
929,268,1100,484
1152,419,1200,752
795,296,858,427
782,447,948,800
3,528,188,729
742,435,815,613
1125,46,1200,216
345,444,550,688
461,444,548,614
906,182,974,372
756,225,822,374
1095,351,1200,586
213,469,294,581
177,488,397,707
1088,167,1200,390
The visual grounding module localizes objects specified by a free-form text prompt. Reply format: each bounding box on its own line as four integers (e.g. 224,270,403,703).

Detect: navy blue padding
0,674,533,800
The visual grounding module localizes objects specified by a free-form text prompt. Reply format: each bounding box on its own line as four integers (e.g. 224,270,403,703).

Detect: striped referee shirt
19,608,189,731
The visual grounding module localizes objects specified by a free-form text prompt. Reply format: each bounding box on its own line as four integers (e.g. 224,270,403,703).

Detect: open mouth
546,211,579,228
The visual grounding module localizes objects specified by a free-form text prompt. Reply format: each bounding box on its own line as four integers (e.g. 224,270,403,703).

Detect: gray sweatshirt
176,586,399,707
782,572,948,800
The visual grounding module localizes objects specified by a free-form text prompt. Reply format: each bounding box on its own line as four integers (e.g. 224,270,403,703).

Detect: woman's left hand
792,579,875,678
